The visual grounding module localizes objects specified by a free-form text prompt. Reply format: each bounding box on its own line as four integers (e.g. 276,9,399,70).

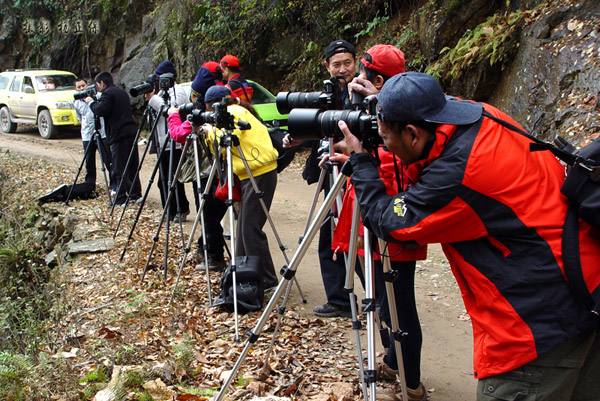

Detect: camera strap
482,110,583,168
392,153,404,192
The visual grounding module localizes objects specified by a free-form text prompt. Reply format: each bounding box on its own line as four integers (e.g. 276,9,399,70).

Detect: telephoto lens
287,108,380,146
276,91,323,115
129,75,157,97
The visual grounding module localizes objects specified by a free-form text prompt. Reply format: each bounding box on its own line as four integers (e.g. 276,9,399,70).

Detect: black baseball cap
324,39,356,61
377,72,483,125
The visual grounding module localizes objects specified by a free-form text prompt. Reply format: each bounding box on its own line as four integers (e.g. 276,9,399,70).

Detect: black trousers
82,136,112,187
194,176,228,259
111,135,142,204
157,148,190,217
235,169,278,288
377,260,422,389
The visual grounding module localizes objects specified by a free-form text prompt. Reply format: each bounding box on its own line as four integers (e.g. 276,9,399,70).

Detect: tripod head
93,113,101,131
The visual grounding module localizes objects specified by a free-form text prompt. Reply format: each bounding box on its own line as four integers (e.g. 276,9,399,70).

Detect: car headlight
56,101,73,109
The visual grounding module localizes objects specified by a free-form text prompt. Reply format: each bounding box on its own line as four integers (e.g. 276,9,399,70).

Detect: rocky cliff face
1,0,598,145
489,0,599,145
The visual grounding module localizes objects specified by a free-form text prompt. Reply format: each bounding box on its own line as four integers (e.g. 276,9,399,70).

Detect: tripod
117,90,187,276
65,114,113,205
168,115,305,341
214,159,410,401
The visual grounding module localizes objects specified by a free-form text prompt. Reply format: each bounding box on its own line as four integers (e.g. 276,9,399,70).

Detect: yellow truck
0,69,80,139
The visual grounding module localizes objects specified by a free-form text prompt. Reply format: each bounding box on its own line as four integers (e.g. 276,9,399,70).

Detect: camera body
159,73,175,91
179,98,232,129
129,74,159,97
73,84,98,101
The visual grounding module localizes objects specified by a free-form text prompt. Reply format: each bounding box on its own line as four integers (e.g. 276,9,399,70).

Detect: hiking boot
207,255,227,272
172,211,189,223
376,382,427,401
376,361,398,382
313,303,352,318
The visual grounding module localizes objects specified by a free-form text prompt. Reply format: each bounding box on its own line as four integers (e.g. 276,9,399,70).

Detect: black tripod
65,114,113,205
116,90,187,276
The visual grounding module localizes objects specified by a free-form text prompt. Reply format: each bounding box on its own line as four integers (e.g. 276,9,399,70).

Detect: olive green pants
477,329,600,401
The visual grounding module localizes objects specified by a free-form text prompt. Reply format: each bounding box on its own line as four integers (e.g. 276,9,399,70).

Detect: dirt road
0,128,476,400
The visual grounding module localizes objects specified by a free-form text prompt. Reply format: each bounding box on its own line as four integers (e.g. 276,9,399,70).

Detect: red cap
220,55,240,68
202,61,222,74
361,45,405,77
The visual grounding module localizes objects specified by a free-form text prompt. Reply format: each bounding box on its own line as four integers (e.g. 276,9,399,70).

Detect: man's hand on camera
334,121,367,155
167,106,178,115
84,96,94,104
283,133,302,149
348,77,379,100
144,90,155,101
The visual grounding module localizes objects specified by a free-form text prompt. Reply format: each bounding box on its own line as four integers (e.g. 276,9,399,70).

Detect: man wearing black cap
336,71,600,401
145,60,190,222
283,39,358,318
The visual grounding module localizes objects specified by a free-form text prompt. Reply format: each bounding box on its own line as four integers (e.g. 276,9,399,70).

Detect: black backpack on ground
213,255,264,314
38,182,97,204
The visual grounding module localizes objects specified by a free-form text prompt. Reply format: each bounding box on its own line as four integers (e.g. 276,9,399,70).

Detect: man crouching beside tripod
335,72,600,401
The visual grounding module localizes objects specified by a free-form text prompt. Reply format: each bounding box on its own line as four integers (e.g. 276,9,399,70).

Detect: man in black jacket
87,72,142,205
283,39,358,318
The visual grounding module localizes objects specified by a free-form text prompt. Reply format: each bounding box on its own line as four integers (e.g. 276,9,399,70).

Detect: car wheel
0,106,17,133
37,109,58,139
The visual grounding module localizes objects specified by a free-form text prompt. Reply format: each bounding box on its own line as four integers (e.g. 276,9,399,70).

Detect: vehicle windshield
35,75,76,91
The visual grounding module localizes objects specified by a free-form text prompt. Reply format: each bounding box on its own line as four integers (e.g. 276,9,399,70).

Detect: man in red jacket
337,71,600,400
220,55,253,103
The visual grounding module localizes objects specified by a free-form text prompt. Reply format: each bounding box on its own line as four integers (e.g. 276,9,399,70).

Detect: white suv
0,69,80,139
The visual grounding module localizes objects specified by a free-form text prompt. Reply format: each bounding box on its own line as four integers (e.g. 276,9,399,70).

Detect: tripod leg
235,145,306,301
65,136,95,205
378,239,409,401
363,228,378,399
226,145,240,341
345,199,369,401
299,168,326,244
169,146,220,305
139,137,191,279
110,105,151,217
95,133,113,205
117,105,175,259
215,167,348,401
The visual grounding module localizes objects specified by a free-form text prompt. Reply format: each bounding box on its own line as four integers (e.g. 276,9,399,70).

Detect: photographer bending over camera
337,71,600,401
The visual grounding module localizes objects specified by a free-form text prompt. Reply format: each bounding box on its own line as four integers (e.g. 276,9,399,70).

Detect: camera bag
213,255,264,314
483,110,600,313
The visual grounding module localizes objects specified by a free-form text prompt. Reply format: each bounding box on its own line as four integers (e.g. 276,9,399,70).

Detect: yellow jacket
205,104,278,180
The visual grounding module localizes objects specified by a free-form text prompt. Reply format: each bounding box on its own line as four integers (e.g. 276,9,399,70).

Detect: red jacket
350,102,600,379
332,148,427,261
225,74,253,103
